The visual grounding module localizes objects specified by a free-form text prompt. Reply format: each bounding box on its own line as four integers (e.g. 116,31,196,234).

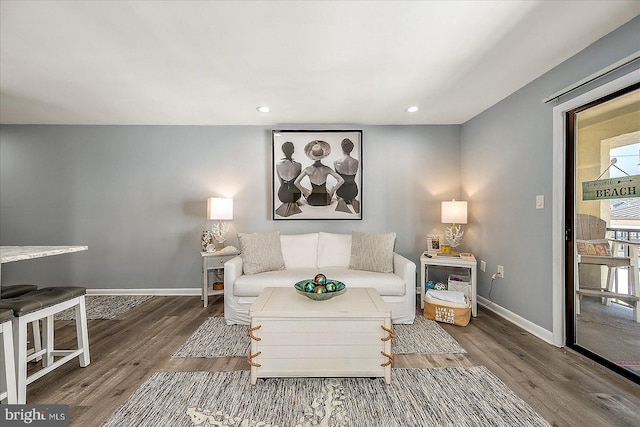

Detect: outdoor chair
575,213,639,322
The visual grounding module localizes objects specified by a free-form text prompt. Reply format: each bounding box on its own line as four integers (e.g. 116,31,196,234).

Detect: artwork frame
272,130,363,220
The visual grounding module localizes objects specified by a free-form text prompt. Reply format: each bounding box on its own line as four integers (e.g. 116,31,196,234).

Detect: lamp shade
208,197,233,220
441,200,467,224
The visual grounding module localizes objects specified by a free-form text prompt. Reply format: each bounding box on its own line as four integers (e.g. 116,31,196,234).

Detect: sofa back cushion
317,232,352,268
349,231,396,273
238,232,285,275
280,233,319,269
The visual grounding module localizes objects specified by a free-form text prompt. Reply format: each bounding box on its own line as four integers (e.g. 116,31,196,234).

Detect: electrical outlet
480,260,486,272
497,265,504,278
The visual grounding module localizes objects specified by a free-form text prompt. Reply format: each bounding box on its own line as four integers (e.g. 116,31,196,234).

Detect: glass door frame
564,81,640,385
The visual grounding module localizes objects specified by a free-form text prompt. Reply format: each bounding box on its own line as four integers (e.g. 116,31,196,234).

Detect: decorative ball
304,282,315,293
325,282,336,292
314,273,327,285
313,285,327,293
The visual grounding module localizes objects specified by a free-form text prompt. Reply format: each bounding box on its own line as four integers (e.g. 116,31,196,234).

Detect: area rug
172,315,466,358
101,368,550,427
54,295,154,320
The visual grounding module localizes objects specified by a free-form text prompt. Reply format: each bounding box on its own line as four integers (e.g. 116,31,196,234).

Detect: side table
201,251,240,308
420,252,478,317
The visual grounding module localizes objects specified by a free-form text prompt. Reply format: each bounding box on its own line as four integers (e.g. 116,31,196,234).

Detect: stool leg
1,322,17,404
42,315,54,367
30,320,42,362
75,296,90,367
13,317,28,404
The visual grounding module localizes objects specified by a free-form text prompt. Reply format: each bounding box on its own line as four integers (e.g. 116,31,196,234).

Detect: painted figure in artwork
275,141,303,217
295,140,344,206
334,138,360,214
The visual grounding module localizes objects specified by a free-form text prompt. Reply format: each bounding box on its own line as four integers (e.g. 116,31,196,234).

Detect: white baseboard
477,296,557,346
86,288,201,296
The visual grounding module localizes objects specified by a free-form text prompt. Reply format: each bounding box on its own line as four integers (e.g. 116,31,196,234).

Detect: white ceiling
1,1,639,126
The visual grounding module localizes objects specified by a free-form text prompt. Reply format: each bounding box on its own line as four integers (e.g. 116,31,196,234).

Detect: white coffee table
248,287,393,385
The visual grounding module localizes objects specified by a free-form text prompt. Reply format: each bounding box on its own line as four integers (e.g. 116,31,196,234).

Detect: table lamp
208,197,233,249
442,199,467,249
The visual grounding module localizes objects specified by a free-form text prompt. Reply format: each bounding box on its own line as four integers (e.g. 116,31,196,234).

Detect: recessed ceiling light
257,106,270,113
405,106,420,113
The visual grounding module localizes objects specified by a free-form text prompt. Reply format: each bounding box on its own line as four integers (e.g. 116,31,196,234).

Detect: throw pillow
317,232,352,268
280,233,319,269
238,232,286,275
349,231,396,273
576,239,611,256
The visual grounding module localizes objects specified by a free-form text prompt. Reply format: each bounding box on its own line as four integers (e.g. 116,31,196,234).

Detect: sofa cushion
234,268,318,296
280,233,319,269
317,232,352,268
349,231,396,273
233,267,406,297
319,267,406,296
238,232,285,275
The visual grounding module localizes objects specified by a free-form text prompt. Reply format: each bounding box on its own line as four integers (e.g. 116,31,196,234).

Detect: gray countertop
0,246,88,264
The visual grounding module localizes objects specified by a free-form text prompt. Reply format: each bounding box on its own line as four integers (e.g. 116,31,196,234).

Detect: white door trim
551,68,640,347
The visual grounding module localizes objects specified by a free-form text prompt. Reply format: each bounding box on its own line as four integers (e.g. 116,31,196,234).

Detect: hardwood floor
23,296,640,427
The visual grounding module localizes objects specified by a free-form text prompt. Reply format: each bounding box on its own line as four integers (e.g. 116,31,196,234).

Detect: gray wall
3,15,638,334
461,15,640,330
0,124,461,288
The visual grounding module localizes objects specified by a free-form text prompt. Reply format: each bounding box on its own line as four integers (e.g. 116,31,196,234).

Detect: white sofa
223,232,416,325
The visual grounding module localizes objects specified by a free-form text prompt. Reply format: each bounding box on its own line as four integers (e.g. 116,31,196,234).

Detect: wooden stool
0,308,17,404
0,287,90,404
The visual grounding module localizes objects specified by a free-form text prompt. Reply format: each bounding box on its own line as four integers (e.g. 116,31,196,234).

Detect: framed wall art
272,130,363,220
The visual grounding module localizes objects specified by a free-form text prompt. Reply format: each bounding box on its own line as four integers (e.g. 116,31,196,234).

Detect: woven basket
423,296,470,326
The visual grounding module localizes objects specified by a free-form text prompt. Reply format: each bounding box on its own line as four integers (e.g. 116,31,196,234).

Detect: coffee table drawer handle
381,325,394,342
381,351,393,367
247,351,262,367
247,324,262,341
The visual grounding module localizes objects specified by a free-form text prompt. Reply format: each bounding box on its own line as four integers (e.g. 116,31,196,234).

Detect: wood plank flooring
22,295,640,427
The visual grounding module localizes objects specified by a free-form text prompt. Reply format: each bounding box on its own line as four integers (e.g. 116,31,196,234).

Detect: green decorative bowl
294,278,346,301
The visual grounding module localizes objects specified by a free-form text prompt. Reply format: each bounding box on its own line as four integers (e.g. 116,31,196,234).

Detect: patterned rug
172,315,466,358
55,295,154,320
101,368,551,427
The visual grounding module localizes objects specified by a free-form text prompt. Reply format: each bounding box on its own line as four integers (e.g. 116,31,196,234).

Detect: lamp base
444,224,464,248
211,220,230,247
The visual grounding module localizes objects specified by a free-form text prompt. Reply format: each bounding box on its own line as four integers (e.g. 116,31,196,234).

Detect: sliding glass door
566,83,640,383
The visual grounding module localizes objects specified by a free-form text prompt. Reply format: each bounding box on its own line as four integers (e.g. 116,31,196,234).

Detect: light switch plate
536,195,544,209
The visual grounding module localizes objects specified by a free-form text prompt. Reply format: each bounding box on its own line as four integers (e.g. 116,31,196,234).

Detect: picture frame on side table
272,130,363,220
427,234,443,254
